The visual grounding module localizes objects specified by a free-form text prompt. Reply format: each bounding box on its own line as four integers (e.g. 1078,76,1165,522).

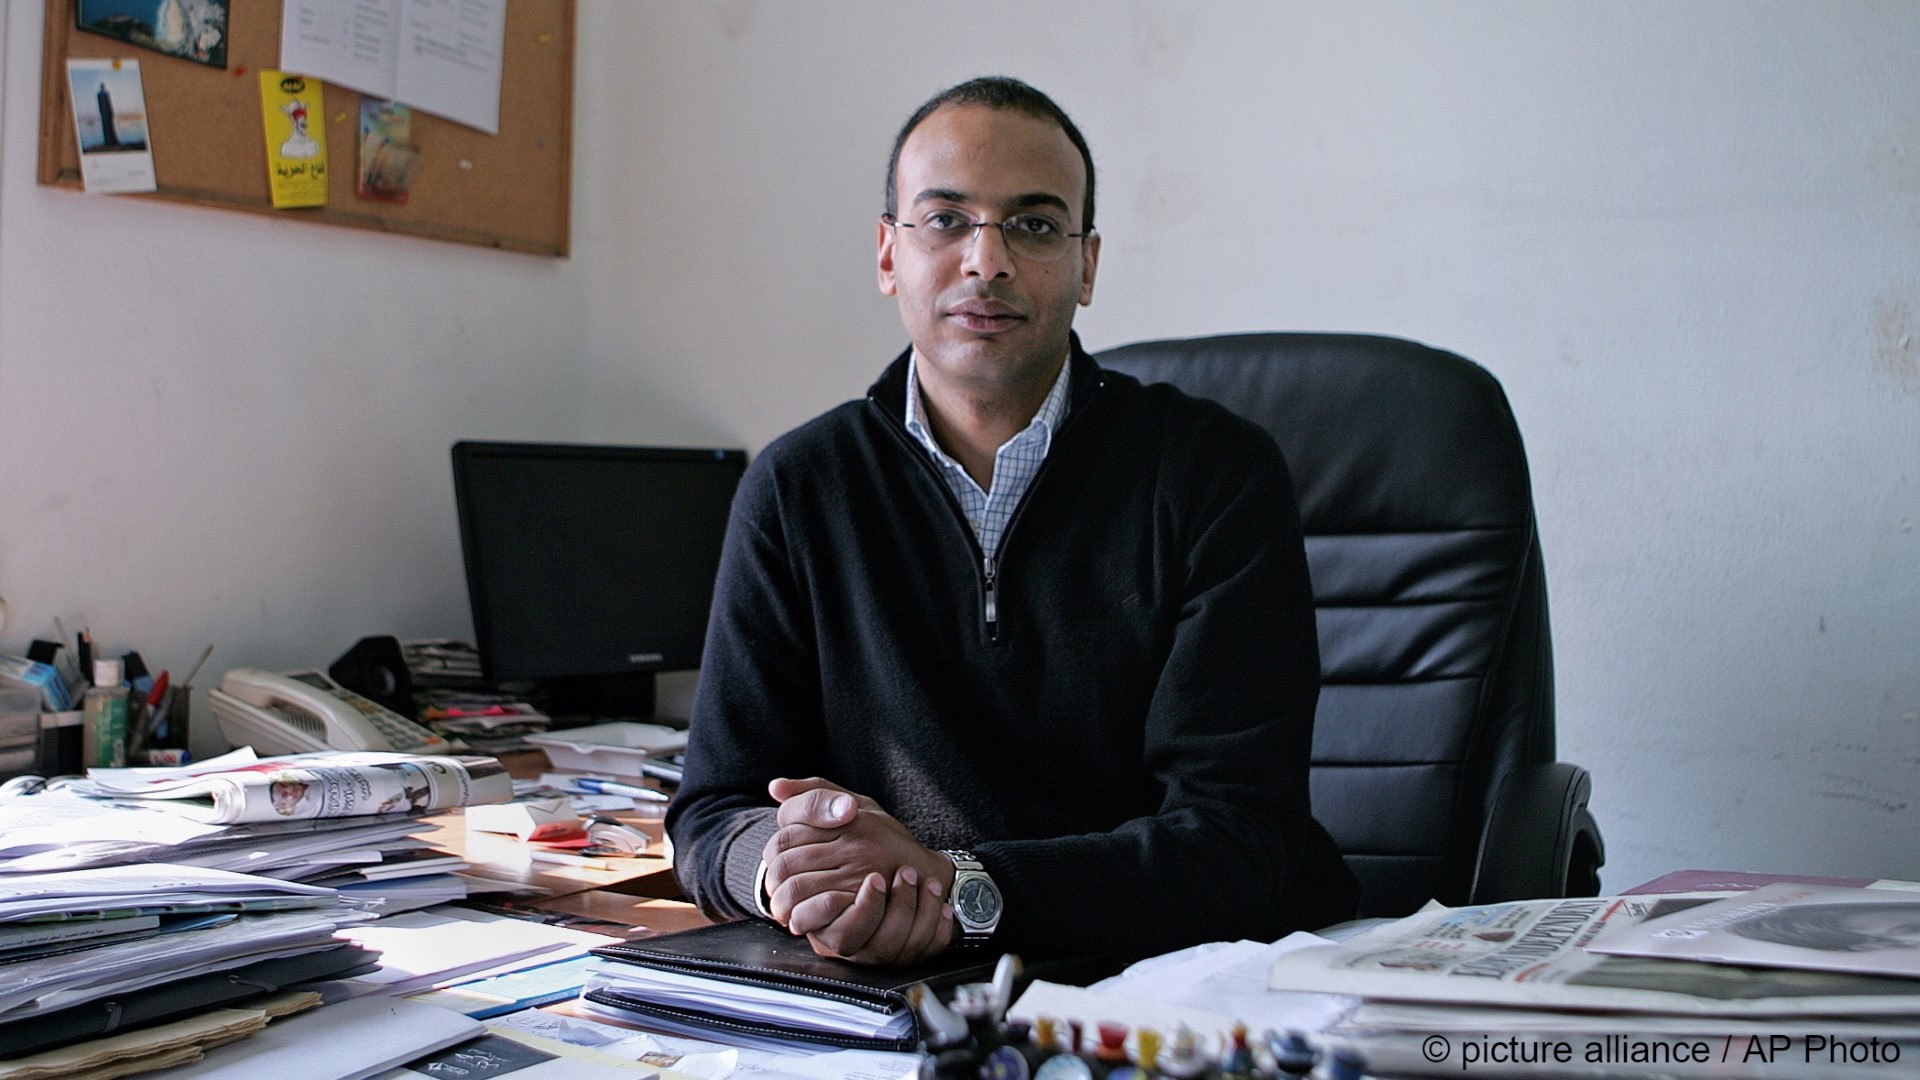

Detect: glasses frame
883,211,1094,262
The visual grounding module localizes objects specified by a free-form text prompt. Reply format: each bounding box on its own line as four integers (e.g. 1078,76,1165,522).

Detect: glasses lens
1002,214,1069,260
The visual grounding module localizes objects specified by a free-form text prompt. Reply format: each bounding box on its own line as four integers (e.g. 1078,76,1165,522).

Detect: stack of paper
0,865,376,1062
0,752,496,917
1263,887,1920,1078
584,962,917,1045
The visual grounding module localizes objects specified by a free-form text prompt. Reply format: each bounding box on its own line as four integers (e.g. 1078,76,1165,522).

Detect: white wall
1,1,1913,895
0,0,594,753
577,1,1920,893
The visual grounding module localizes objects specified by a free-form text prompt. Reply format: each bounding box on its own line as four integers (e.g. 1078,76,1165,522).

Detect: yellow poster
259,71,328,209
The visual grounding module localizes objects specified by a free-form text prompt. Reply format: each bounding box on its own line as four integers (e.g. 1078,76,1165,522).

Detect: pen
572,777,670,802
529,849,619,871
135,671,172,748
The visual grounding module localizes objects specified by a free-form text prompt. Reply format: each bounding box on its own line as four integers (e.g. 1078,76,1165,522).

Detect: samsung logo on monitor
628,652,665,665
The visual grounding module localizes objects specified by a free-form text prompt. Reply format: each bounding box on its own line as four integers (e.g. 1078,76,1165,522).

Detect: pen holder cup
33,709,83,778
142,685,192,765
0,689,39,780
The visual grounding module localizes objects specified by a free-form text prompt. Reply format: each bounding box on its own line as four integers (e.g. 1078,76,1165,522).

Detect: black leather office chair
1098,333,1604,917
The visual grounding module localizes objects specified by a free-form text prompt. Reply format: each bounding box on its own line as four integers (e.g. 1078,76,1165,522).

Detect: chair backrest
1098,333,1553,916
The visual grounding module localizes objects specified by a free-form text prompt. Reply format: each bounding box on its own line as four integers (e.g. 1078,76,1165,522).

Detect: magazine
1588,882,1920,979
73,748,511,825
1266,895,1920,1017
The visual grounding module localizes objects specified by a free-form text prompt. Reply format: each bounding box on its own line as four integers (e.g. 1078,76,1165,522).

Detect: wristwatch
942,850,1002,945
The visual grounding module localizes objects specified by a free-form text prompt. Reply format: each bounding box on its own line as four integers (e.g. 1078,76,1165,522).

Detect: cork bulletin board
37,0,577,256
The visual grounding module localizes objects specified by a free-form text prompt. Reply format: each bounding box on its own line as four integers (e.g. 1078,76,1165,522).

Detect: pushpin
1267,1030,1319,1077
1158,1024,1211,1078
989,952,1023,1018
1326,1045,1369,1080
1220,1023,1255,1079
1094,1021,1130,1066
906,983,969,1050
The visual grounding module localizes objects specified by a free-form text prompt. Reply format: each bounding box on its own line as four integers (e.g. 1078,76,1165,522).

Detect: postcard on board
65,58,157,194
75,0,229,69
358,99,421,204
259,71,329,209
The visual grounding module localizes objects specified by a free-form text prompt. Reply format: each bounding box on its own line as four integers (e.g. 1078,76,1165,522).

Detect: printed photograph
76,0,229,70
68,60,149,154
66,58,157,194
358,99,422,204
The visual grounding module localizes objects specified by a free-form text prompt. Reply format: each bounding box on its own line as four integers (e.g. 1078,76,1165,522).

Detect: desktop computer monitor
450,440,747,721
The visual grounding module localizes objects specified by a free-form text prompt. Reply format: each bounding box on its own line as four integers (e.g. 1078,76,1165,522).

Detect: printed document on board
281,0,507,134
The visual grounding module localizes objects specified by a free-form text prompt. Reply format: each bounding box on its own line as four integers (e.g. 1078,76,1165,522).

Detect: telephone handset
210,667,449,756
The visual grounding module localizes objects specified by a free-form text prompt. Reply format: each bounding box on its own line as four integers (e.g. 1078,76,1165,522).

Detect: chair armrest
1469,761,1606,905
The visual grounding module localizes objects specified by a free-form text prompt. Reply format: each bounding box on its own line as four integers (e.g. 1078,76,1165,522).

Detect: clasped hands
759,777,956,965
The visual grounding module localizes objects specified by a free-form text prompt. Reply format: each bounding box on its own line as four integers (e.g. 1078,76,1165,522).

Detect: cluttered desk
6,430,1920,1079
6,733,1920,1080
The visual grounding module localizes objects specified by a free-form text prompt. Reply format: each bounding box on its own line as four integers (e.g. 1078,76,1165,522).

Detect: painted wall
0,2,1913,895
576,2,1920,894
0,1,594,748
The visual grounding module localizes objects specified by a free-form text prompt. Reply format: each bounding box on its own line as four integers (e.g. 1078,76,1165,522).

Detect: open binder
586,918,998,1051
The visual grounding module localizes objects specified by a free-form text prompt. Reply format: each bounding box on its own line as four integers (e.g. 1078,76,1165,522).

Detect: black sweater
667,341,1357,959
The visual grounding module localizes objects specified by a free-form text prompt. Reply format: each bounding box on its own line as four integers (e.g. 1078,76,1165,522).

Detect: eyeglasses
884,210,1092,262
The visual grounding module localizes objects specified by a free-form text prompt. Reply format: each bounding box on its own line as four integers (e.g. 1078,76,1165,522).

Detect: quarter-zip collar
867,332,1111,642
866,331,1108,434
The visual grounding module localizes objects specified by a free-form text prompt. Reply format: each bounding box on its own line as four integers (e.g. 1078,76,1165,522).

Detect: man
667,77,1356,966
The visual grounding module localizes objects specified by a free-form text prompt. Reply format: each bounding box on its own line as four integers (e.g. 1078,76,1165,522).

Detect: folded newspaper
72,748,512,824
1588,882,1920,979
1267,895,1920,1017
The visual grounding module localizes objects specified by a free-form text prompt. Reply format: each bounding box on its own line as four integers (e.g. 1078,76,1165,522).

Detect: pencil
180,645,215,688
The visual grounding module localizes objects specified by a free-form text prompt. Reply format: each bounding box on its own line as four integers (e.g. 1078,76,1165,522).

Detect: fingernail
901,866,918,887
942,903,954,919
829,795,853,817
928,878,943,898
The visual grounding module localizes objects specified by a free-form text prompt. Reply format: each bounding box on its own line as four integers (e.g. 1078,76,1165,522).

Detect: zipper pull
983,555,998,630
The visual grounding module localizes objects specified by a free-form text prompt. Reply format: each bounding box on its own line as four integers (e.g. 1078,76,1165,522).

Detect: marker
529,849,619,871
572,777,670,803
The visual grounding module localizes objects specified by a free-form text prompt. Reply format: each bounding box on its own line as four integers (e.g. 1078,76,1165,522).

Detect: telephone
209,667,450,755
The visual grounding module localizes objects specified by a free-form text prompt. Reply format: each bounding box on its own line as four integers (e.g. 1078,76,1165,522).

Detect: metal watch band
941,849,1002,946
943,850,985,874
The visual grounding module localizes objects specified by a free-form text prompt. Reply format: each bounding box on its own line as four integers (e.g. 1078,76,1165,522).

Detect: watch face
954,874,1001,926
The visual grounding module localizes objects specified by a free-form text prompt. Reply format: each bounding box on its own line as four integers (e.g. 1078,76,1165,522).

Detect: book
585,918,998,1052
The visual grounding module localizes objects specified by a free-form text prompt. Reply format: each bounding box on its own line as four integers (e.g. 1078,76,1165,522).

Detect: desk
411,748,710,934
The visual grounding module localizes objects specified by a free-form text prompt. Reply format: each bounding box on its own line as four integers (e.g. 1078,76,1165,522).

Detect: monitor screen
451,441,746,713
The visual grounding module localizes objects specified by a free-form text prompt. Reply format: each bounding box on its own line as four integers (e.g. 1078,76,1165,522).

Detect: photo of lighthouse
65,58,157,193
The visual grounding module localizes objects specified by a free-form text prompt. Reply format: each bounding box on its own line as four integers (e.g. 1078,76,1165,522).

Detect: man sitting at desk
667,77,1357,966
